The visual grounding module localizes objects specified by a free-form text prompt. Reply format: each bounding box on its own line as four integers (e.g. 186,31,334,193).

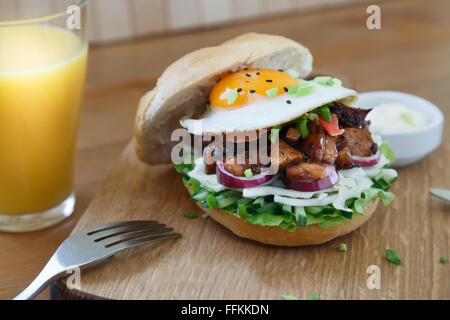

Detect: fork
14,220,180,300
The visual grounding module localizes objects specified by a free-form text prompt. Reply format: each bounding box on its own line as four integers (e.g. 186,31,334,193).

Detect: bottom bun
188,185,379,246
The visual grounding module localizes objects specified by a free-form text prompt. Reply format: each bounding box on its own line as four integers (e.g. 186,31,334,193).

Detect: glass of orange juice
0,1,88,232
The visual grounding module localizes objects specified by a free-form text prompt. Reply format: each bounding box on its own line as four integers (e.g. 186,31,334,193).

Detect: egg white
180,81,358,134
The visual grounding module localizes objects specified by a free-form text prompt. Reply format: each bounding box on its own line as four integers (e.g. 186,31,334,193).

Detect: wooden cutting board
52,139,449,300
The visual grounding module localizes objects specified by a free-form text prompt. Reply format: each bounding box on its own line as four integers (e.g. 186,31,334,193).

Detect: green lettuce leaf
354,188,395,214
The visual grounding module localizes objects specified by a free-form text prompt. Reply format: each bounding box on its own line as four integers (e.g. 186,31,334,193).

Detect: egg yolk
210,68,299,108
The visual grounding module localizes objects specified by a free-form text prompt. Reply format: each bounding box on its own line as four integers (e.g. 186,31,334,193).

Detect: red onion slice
284,165,339,192
351,147,381,167
216,162,275,189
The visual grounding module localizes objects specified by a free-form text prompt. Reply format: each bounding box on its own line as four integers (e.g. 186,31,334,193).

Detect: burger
135,33,397,246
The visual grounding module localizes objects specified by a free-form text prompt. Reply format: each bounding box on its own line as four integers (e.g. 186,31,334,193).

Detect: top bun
135,33,314,164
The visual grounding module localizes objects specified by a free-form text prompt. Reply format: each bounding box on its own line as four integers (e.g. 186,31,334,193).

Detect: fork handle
14,257,65,300
14,272,60,300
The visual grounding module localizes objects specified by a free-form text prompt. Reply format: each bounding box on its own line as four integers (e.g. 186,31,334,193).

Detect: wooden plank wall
7,0,372,43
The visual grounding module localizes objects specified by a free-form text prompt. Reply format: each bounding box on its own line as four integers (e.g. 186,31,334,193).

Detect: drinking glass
0,0,88,231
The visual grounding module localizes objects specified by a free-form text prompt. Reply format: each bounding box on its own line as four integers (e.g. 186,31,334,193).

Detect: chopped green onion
315,76,334,86
305,206,327,215
296,85,314,97
227,88,238,105
373,170,384,181
282,204,292,214
400,112,414,125
297,117,309,138
252,197,265,208
338,243,347,252
282,295,299,300
269,127,280,144
380,143,396,165
294,206,307,227
244,168,253,178
266,87,278,98
191,189,208,201
255,202,278,214
440,257,448,263
386,249,402,265
287,85,299,94
237,198,253,205
320,105,332,122
183,212,198,219
339,210,353,219
310,293,319,300
206,103,211,111
307,113,318,121
216,196,240,209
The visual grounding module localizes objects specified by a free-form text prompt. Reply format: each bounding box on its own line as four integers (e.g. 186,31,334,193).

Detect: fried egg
180,69,357,134
210,68,298,108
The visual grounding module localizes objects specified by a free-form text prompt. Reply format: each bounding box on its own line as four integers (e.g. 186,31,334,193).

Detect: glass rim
0,0,87,27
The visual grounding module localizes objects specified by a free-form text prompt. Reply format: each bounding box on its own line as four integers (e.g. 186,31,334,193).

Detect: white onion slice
284,165,339,192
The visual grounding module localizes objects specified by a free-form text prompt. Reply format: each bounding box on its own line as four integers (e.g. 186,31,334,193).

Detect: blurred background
3,0,373,43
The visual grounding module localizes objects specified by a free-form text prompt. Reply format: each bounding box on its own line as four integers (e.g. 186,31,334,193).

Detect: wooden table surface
1,0,448,300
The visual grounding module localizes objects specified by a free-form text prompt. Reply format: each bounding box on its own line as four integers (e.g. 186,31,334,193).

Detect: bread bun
188,184,379,246
135,33,313,164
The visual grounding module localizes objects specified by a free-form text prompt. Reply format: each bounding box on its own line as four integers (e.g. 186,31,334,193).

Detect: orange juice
0,25,87,214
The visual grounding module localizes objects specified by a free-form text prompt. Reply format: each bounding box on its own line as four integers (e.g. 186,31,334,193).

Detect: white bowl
355,91,444,168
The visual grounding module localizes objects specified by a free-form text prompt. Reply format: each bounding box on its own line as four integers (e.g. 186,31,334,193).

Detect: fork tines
86,220,180,249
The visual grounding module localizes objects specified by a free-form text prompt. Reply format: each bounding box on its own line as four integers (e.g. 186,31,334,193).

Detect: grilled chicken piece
224,157,246,176
335,147,354,170
286,162,326,180
330,102,371,129
335,135,347,151
298,120,337,164
323,134,338,165
271,139,304,169
284,127,302,143
224,153,262,177
342,127,374,157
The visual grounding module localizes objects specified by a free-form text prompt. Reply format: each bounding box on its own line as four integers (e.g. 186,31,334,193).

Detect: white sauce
367,102,427,134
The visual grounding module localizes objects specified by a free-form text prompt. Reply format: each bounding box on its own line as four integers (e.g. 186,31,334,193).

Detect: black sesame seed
237,88,242,92
250,89,256,93
245,73,251,77
244,67,248,70
278,69,284,72
266,79,273,82
256,72,260,75
283,87,288,92
286,100,291,104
